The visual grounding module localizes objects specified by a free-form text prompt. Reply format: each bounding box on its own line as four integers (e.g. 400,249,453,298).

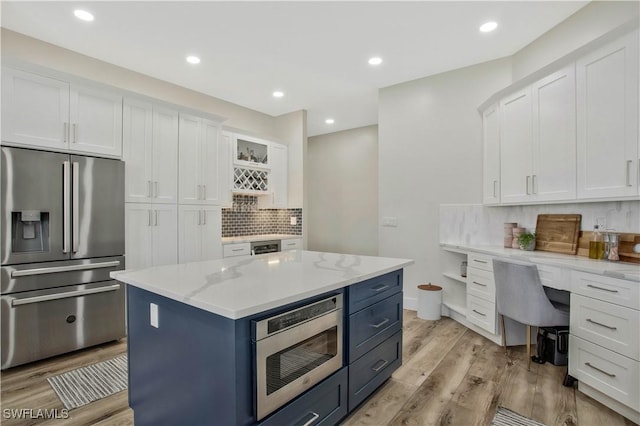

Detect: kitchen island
111,250,412,426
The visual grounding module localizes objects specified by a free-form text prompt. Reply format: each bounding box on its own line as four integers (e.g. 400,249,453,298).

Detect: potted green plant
518,231,536,251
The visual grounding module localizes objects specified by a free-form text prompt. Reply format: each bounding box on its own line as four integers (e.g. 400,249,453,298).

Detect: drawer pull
300,412,320,426
585,362,616,378
371,359,389,372
371,284,390,293
370,318,390,329
473,259,488,264
586,318,617,331
231,248,245,252
472,281,487,287
586,284,619,293
472,309,486,317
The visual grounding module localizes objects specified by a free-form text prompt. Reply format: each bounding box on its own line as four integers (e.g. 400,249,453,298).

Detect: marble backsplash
440,201,640,246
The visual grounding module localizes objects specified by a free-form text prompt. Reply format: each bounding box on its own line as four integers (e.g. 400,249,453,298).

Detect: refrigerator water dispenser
11,210,49,253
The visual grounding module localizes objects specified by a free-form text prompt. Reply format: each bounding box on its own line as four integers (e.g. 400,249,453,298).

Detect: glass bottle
588,225,604,259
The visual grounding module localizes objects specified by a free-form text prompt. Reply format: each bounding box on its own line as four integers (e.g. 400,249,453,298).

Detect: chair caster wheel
563,372,577,387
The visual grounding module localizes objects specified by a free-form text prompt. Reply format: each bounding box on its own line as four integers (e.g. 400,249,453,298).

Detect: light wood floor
1,311,635,426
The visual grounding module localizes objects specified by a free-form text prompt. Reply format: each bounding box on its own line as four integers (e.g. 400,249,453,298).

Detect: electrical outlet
150,303,159,328
290,216,297,226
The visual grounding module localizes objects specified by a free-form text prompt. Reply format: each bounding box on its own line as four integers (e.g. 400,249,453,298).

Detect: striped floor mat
492,407,546,426
47,354,128,410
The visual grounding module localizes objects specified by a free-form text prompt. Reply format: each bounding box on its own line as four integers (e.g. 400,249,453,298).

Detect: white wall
307,125,378,255
512,1,639,80
378,58,512,307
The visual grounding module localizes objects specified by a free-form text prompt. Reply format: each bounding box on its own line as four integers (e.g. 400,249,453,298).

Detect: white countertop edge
111,255,413,319
222,234,302,244
441,243,640,282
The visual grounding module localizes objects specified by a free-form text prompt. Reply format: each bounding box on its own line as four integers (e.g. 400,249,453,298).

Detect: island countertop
111,250,413,319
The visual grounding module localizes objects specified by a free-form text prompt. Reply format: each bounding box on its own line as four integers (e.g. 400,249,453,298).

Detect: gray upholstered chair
493,257,570,370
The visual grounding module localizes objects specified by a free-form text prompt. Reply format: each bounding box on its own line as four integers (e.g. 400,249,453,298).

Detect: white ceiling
1,1,588,136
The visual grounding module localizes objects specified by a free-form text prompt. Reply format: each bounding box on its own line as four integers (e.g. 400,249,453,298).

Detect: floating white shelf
443,272,467,284
441,245,468,255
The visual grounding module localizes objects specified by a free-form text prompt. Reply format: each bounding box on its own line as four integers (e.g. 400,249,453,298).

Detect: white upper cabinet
500,88,533,204
576,30,639,199
482,103,500,204
219,131,233,207
531,64,576,202
178,114,222,205
123,99,179,204
259,142,288,209
2,68,122,157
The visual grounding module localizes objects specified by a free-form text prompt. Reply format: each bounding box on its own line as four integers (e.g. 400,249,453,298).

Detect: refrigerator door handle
11,260,122,277
11,283,121,307
62,161,71,253
72,162,80,253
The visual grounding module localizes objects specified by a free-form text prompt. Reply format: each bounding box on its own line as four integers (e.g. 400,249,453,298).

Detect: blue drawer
348,330,402,412
258,367,348,426
348,270,402,314
348,292,402,363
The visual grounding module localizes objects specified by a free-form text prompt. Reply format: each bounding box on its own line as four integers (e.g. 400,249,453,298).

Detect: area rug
492,407,546,426
47,354,128,410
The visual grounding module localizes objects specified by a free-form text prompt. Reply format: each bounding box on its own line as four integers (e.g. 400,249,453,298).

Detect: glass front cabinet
234,135,269,168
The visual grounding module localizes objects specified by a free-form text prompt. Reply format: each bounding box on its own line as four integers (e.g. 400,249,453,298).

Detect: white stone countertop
441,243,640,282
111,250,413,319
221,234,302,244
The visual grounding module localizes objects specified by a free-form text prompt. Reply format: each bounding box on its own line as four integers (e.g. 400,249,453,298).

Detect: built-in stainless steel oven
254,294,343,421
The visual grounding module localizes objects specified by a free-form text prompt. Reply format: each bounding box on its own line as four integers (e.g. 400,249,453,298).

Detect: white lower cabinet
466,253,497,334
125,203,177,270
178,206,222,263
569,271,640,416
467,295,497,334
281,238,302,251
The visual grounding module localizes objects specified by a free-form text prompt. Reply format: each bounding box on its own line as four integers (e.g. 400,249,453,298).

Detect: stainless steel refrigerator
1,146,126,369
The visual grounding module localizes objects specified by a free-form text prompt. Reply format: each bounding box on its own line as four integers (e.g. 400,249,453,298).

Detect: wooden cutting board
535,214,582,254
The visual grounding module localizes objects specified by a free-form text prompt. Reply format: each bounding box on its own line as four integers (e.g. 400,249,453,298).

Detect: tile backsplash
222,195,302,237
440,201,640,246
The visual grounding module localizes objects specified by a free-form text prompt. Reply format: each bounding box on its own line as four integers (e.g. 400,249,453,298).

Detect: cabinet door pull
584,362,615,377
231,248,244,252
586,318,617,330
72,123,77,143
586,284,618,293
626,160,633,186
147,209,152,226
473,259,487,264
154,210,158,226
370,318,390,329
526,175,531,195
300,412,320,426
493,180,497,198
197,210,202,226
472,281,487,287
371,359,389,372
472,309,486,317
532,174,537,194
371,284,389,292
202,210,206,225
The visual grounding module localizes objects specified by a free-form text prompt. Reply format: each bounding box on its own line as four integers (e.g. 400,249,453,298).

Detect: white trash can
417,283,442,320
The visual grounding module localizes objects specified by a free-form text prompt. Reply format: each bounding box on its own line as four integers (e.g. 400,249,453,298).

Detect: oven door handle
300,412,320,426
11,284,121,307
11,261,121,277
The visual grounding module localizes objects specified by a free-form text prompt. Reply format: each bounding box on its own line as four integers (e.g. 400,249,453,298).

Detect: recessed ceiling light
325,118,335,124
272,91,284,98
479,21,498,33
368,57,383,66
186,55,201,64
73,9,94,22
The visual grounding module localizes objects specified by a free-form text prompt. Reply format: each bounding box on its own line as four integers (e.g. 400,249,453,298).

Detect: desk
440,244,639,423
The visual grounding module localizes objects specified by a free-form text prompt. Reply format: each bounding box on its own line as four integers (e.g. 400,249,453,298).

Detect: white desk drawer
468,253,493,272
467,267,495,302
281,238,302,251
467,294,496,334
537,264,571,292
571,271,639,310
569,335,640,411
223,243,251,258
570,294,639,361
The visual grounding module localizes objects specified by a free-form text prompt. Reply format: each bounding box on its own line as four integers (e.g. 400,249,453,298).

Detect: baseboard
403,296,417,311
